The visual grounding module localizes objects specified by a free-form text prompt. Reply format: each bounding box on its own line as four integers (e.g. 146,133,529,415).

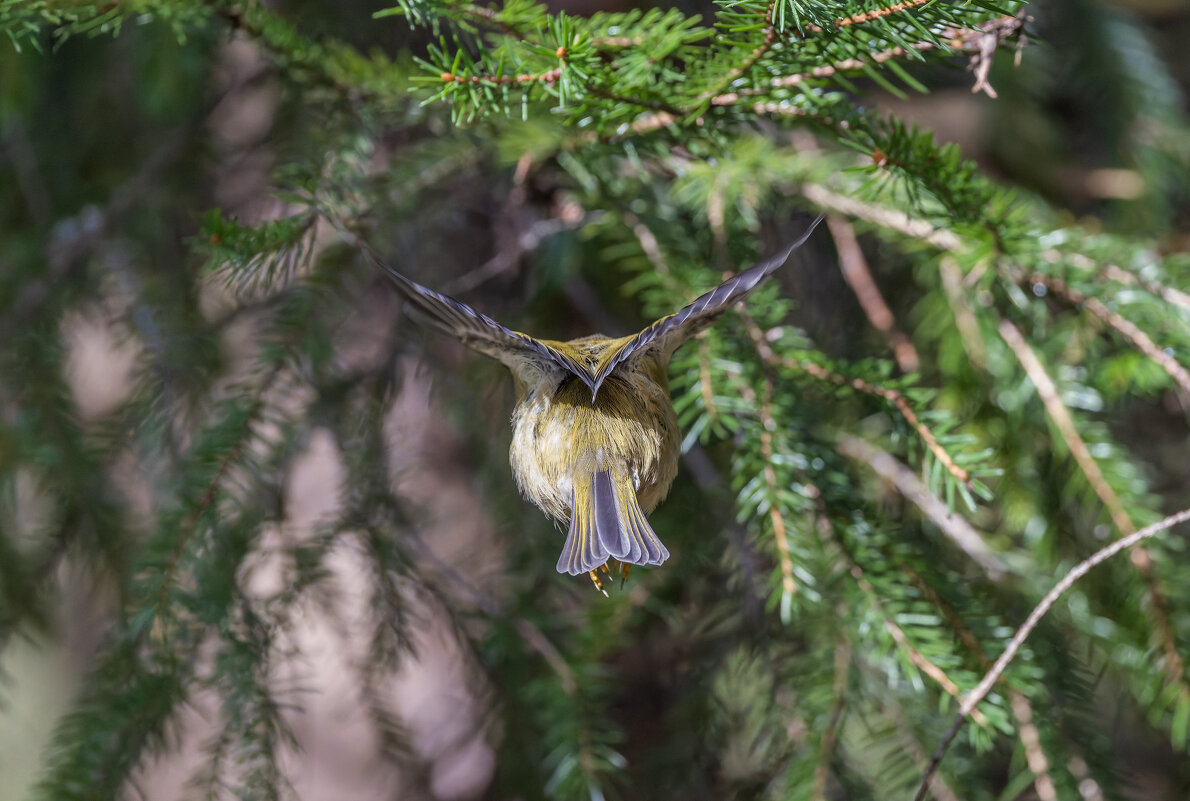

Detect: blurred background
2,0,1190,799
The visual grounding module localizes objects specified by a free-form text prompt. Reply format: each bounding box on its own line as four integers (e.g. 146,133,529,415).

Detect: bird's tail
556,467,669,576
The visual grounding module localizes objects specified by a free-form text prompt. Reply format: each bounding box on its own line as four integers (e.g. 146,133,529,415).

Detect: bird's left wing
358,240,589,380
588,215,824,397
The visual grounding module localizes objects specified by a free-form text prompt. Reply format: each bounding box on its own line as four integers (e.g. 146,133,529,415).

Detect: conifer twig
998,320,1189,686
804,0,934,33
759,375,798,603
812,629,852,800
807,486,962,801
1101,264,1190,314
809,483,987,724
998,321,1132,533
906,569,1058,801
742,313,971,486
911,506,1190,801
711,16,1026,105
841,538,989,727
1029,273,1190,396
799,185,963,251
718,366,798,600
838,436,1004,580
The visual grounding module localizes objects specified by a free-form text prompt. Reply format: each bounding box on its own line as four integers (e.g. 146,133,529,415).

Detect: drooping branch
911,506,1190,801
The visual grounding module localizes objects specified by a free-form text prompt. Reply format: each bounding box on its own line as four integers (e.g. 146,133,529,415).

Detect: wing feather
590,215,824,396
357,240,593,383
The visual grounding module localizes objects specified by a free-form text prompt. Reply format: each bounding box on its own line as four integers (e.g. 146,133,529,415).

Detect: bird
358,216,823,591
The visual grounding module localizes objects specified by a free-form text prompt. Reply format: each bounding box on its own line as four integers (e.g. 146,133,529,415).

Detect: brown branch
692,1,780,105
800,184,963,251
805,0,934,33
438,65,564,86
912,506,1190,801
812,627,852,800
838,436,1005,580
718,364,799,601
1101,264,1190,315
759,375,799,606
804,479,985,722
717,15,1026,105
827,214,920,372
847,551,990,727
998,320,1134,534
807,486,961,801
810,482,991,725
742,313,971,486
938,257,987,369
1030,273,1190,397
907,569,1058,801
998,319,1188,688
758,42,937,92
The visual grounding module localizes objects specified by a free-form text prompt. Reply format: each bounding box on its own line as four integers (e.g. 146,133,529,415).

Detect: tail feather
557,468,670,576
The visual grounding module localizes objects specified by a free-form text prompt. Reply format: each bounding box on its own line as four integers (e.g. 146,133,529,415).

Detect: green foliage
3,0,1190,800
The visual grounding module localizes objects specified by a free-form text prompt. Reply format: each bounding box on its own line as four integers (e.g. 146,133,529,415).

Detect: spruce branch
1026,272,1190,397
758,374,800,610
711,359,806,617
905,569,1060,801
825,506,991,728
741,312,974,488
804,0,935,33
837,436,1005,581
811,628,852,801
912,506,1190,801
998,320,1140,538
998,319,1189,689
1101,263,1190,315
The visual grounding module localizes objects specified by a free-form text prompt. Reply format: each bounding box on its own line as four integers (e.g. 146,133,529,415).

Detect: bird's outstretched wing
588,215,824,397
357,240,589,380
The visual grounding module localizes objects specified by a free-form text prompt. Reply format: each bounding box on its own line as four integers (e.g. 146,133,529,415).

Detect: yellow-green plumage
509,339,679,574
358,216,822,586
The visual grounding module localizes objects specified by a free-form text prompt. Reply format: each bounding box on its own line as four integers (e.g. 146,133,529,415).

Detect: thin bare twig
838,435,1005,581
827,214,920,372
999,319,1188,686
998,321,1133,534
906,569,1058,801
800,185,963,251
911,506,1190,801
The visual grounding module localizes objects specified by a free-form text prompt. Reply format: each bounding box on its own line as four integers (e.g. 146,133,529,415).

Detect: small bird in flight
359,216,822,591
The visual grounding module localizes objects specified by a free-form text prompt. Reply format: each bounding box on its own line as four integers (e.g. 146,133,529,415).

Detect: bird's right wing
587,215,824,397
357,240,589,380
